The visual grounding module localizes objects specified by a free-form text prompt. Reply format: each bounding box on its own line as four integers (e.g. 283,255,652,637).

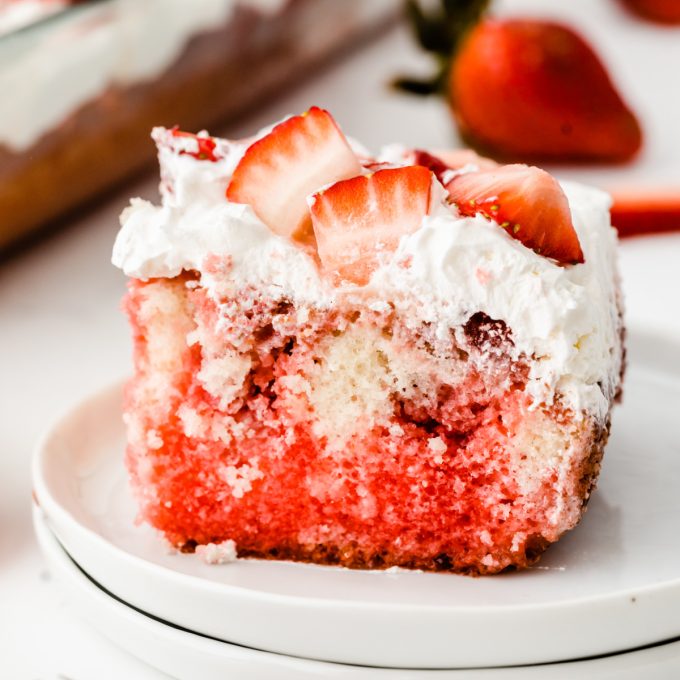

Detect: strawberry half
171,128,218,162
226,107,361,242
446,164,584,265
450,20,642,163
310,166,433,285
395,2,643,164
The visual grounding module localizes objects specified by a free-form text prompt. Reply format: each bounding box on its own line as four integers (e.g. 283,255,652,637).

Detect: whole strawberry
396,0,643,163
620,0,680,23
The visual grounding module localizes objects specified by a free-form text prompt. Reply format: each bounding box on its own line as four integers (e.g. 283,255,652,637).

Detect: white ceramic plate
32,331,680,669
33,508,680,680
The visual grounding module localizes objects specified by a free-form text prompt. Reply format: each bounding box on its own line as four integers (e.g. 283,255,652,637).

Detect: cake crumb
481,554,497,568
220,459,264,498
511,532,526,553
428,436,447,465
146,429,163,449
195,540,238,564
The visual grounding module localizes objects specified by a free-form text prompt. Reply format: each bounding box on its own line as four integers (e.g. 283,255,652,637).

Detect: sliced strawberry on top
405,149,498,183
310,166,433,285
171,127,218,162
405,150,451,184
429,149,499,172
226,107,361,242
402,149,498,190
446,164,584,265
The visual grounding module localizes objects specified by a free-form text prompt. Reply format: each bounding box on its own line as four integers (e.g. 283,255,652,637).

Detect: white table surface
1,17,679,680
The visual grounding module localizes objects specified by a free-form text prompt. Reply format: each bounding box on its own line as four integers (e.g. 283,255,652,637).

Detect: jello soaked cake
112,108,624,575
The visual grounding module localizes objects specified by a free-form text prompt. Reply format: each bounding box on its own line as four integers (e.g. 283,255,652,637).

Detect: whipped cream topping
0,0,287,151
113,127,623,422
370,188,621,418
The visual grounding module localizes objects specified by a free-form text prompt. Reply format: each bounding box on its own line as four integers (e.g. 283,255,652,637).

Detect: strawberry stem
392,76,442,96
405,0,455,55
395,0,490,96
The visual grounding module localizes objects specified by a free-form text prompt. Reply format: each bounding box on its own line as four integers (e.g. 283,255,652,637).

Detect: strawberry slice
310,166,433,284
610,189,680,237
226,107,361,242
403,149,498,185
429,149,499,172
446,164,584,265
171,128,218,162
406,151,450,183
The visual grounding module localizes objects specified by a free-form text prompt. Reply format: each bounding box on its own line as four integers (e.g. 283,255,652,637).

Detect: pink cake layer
123,270,608,575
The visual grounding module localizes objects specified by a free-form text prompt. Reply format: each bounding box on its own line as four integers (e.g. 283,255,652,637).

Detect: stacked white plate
32,331,680,679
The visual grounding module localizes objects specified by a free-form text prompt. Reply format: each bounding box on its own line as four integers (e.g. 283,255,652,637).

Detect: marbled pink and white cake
113,108,624,574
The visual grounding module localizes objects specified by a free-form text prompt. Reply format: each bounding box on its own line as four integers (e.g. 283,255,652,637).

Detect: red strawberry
396,2,643,163
171,128,218,162
446,164,584,264
403,149,498,184
620,0,680,23
310,166,433,284
610,189,680,237
450,20,642,163
226,107,361,242
405,150,450,182
429,148,498,171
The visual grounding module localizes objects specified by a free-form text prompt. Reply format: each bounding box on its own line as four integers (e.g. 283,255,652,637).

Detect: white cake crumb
146,429,163,449
428,436,447,464
479,530,492,547
481,554,497,568
220,459,264,498
198,350,252,410
511,532,526,553
195,540,238,565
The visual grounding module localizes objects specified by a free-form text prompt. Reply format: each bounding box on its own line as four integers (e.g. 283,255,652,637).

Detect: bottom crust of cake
123,276,616,576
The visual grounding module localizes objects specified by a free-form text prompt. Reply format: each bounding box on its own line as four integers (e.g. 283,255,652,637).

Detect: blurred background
0,0,678,677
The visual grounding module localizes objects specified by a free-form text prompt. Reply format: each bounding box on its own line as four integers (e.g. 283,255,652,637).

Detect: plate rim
31,330,680,667
33,507,680,678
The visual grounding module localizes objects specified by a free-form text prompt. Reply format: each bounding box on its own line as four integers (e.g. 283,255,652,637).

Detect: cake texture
113,109,624,575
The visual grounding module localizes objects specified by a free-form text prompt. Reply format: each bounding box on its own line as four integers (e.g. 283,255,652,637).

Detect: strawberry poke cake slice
112,107,624,575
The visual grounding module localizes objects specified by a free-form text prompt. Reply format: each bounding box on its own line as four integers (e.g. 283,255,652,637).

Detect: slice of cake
112,108,624,575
